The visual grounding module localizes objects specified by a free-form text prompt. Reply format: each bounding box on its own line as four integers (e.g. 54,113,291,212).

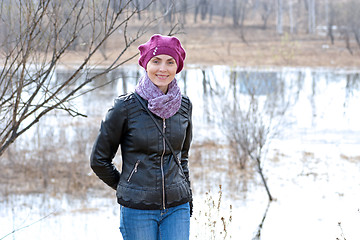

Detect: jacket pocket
127,160,140,182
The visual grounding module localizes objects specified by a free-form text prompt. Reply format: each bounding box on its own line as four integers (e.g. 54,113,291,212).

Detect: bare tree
180,0,188,25
327,0,335,44
220,0,229,23
232,0,248,27
194,0,211,23
344,0,360,49
232,0,249,42
224,92,274,201
208,1,214,23
159,0,174,24
132,0,142,20
220,71,292,202
276,0,283,34
0,0,179,157
200,0,209,21
307,0,316,34
259,0,274,30
288,0,295,33
331,0,360,54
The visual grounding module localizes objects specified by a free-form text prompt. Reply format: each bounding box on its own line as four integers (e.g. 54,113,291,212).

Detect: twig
0,211,57,240
337,222,347,240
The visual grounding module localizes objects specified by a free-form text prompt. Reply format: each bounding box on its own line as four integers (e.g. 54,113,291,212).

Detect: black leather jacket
90,92,192,210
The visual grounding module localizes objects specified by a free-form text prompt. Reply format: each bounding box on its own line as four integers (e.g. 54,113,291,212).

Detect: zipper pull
127,160,140,182
163,118,166,130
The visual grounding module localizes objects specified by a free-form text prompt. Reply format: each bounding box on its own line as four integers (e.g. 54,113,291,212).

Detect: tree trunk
194,3,199,23
327,1,335,44
181,0,188,24
200,0,208,21
256,156,274,201
261,1,272,30
135,0,141,20
307,0,316,34
276,0,283,34
289,0,294,33
344,31,353,55
221,0,227,23
232,0,239,26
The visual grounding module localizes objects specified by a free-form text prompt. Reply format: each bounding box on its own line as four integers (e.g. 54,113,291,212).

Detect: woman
90,34,193,240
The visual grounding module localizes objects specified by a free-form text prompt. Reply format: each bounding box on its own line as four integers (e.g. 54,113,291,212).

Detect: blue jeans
120,203,190,240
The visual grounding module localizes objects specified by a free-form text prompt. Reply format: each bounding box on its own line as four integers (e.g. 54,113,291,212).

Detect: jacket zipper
160,118,166,209
127,160,140,182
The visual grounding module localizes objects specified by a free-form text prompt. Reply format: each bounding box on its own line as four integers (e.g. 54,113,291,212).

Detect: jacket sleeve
181,98,193,183
90,97,126,190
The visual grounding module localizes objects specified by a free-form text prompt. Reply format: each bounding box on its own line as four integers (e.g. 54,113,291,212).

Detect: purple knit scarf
135,73,182,119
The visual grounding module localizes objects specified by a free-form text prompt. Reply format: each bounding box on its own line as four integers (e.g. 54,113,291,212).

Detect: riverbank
179,24,360,68
60,23,360,69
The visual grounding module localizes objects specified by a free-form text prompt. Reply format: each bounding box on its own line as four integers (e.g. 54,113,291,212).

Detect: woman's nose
159,63,167,71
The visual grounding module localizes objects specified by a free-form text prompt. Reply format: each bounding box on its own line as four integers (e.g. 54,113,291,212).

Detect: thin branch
0,211,57,240
0,0,182,157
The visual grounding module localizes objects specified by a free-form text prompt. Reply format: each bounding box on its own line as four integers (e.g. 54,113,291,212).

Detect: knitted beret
138,34,186,73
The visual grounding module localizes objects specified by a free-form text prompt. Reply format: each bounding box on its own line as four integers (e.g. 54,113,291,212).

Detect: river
1,65,360,239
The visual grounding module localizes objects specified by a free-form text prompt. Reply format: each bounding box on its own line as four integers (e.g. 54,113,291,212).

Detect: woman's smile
156,74,170,80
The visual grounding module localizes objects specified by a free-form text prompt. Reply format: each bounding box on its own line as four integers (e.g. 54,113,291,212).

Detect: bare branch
0,0,183,156
0,210,57,240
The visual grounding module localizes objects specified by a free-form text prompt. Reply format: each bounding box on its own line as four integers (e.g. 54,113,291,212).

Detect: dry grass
0,139,257,199
60,20,360,69
180,24,360,68
340,154,360,163
0,158,108,197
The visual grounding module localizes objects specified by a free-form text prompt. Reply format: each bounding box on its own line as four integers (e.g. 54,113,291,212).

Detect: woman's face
146,54,177,94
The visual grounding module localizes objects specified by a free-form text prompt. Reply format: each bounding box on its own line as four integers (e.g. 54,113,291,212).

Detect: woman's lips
156,74,168,79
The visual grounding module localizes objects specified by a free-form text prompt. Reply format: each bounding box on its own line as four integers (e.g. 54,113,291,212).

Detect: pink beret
138,34,186,73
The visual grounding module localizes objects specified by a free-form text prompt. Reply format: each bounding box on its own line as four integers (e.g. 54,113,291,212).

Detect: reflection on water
54,65,360,136
1,65,360,239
